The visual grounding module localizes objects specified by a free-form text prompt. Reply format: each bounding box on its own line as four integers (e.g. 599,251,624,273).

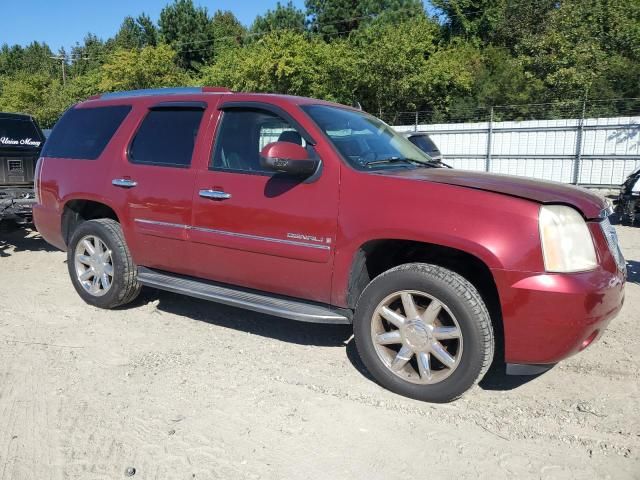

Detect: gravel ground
0,223,639,480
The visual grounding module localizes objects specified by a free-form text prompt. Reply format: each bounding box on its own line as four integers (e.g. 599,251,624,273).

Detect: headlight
539,205,597,273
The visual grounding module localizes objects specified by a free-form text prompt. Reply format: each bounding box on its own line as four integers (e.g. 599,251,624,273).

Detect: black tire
67,218,141,309
353,263,494,403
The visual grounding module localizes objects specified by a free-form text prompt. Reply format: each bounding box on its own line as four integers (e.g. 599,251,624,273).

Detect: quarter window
129,108,203,167
211,109,307,173
42,105,131,160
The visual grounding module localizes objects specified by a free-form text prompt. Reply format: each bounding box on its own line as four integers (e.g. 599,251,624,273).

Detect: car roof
0,112,36,121
79,86,356,111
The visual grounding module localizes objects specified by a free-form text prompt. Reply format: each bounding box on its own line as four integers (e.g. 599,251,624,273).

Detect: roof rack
98,86,232,100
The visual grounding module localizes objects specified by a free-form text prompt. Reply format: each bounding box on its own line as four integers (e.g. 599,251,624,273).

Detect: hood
375,168,607,219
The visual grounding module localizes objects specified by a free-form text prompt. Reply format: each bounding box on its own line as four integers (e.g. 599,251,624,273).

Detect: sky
0,0,307,52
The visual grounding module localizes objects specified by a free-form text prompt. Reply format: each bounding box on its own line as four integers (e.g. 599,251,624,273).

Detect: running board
137,267,351,325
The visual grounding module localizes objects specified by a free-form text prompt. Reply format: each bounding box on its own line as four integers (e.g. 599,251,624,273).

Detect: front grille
600,216,626,273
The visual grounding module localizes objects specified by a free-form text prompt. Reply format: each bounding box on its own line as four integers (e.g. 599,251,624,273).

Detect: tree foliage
251,2,307,35
159,0,214,69
201,31,358,103
0,73,68,127
0,0,638,127
0,42,55,76
112,14,159,50
306,0,424,39
211,10,246,55
97,44,189,92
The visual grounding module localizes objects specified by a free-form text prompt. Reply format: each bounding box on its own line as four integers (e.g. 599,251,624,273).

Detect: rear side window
42,105,131,159
129,109,203,167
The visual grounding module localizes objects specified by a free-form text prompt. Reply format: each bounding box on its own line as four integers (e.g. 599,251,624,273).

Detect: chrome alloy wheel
370,290,463,384
74,235,114,297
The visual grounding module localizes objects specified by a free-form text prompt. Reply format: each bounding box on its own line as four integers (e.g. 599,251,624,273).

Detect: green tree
305,0,424,39
113,16,144,50
98,44,190,92
1,0,638,130
0,45,24,76
251,2,307,35
159,0,214,70
0,42,55,77
211,10,246,56
70,34,107,77
137,14,159,47
432,0,556,47
200,30,357,103
21,42,56,76
0,73,69,127
521,0,640,102
350,16,469,117
111,14,158,50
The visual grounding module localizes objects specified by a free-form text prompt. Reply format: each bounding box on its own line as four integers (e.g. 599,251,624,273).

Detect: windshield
302,105,434,170
0,116,44,149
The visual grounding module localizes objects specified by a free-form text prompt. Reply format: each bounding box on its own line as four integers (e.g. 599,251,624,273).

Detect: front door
189,104,339,303
112,101,208,273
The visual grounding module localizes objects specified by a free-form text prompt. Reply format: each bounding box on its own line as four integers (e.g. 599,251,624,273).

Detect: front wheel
353,263,494,403
67,218,141,309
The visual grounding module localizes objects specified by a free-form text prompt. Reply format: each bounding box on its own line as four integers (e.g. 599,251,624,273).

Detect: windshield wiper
363,157,436,168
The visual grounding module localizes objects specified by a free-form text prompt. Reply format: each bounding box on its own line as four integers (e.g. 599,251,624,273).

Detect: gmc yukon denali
33,87,626,402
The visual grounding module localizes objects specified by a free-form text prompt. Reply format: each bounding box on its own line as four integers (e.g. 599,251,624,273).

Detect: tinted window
0,117,44,149
303,105,432,170
129,108,203,167
212,109,306,173
43,105,131,159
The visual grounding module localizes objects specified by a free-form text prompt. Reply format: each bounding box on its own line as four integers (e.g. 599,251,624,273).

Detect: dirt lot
0,224,639,480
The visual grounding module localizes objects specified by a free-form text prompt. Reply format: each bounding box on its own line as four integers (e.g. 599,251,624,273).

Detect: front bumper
494,266,625,365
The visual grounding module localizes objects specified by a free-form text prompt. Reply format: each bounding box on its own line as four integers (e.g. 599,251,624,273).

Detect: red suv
34,87,626,402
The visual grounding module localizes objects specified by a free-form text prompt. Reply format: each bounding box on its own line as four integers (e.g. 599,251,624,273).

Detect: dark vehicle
403,132,450,167
0,112,45,224
616,167,640,225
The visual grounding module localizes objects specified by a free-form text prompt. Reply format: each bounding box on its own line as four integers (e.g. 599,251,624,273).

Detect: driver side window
211,108,306,174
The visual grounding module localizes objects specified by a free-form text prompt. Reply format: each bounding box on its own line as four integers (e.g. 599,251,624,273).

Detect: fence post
572,100,586,185
485,107,494,172
414,111,419,132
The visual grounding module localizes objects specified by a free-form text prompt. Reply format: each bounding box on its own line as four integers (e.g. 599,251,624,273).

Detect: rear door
111,101,208,273
188,103,340,303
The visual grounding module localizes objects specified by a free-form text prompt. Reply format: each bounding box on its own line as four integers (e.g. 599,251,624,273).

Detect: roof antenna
352,101,363,111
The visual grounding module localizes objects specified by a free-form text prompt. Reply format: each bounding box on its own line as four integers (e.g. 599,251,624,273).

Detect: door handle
112,178,138,188
199,189,232,200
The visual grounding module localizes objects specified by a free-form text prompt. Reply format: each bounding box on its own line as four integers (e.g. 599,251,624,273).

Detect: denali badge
287,233,330,244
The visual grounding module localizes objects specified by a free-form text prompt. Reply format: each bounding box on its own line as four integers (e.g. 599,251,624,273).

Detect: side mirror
259,141,319,177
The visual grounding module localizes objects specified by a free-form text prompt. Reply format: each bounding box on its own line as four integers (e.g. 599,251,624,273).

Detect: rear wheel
353,263,494,403
67,219,141,309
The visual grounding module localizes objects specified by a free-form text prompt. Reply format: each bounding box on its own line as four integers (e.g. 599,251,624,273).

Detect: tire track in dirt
0,226,639,479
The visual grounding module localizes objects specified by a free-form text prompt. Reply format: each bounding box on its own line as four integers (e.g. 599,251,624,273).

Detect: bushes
0,0,638,128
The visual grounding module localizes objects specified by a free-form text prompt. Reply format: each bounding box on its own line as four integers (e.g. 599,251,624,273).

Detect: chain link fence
390,99,640,187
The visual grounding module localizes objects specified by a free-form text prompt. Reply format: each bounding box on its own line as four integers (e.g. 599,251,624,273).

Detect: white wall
394,116,640,186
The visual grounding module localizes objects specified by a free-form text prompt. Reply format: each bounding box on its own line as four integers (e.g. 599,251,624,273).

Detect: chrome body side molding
133,218,331,250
